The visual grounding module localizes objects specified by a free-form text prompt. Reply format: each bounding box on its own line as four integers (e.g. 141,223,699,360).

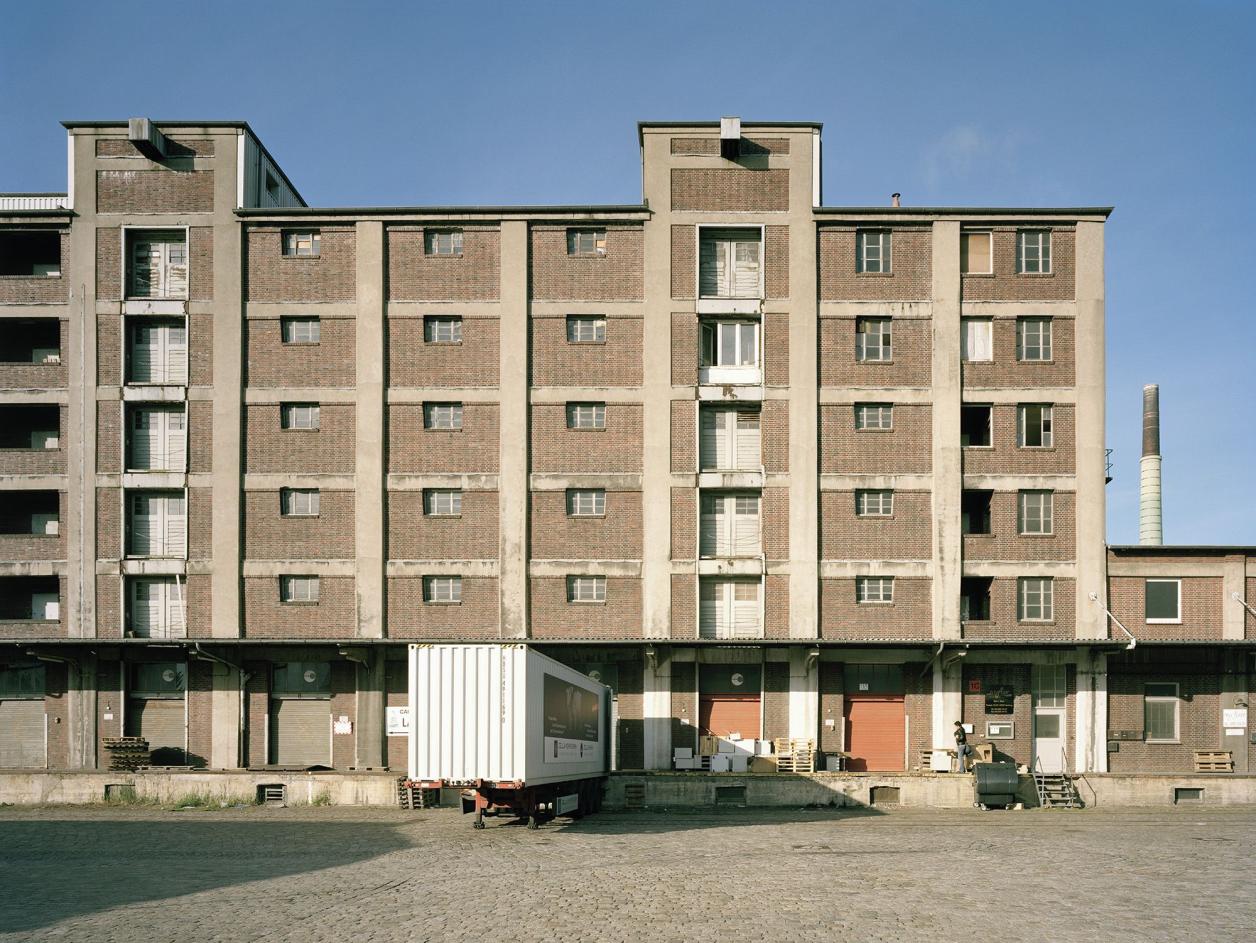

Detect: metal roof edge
1108,544,1256,553
638,120,822,144
235,204,651,218
61,119,255,129
0,209,76,218
815,206,1115,218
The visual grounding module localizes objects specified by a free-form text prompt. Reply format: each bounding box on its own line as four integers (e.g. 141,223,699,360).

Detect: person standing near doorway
954,720,974,773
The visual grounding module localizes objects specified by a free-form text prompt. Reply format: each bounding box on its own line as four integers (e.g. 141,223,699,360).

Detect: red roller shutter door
699,696,761,739
844,695,905,771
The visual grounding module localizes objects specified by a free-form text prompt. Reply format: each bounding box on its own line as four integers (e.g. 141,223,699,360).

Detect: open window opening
0,490,59,537
0,230,61,277
0,319,60,364
960,577,992,621
0,406,59,450
961,490,993,535
699,318,761,384
960,404,992,447
0,575,59,621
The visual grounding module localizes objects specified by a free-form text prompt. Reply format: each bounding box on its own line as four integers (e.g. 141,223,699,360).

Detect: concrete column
498,220,529,638
1074,221,1107,639
1074,648,1108,773
1222,649,1248,773
209,663,241,769
640,136,672,641
65,130,97,646
210,134,244,639
931,221,962,641
788,136,819,640
931,657,963,750
1222,555,1245,640
355,221,386,639
642,649,672,770
355,650,386,769
787,647,819,741
66,653,98,769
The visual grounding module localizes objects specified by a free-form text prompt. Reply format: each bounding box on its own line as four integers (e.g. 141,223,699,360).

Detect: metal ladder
1032,750,1081,809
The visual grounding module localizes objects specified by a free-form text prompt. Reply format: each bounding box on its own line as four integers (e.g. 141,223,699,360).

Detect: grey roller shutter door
271,699,331,767
0,701,46,768
131,698,185,765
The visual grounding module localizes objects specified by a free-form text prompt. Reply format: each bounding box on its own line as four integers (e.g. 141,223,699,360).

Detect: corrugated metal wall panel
699,695,762,739
129,698,185,765
0,701,46,768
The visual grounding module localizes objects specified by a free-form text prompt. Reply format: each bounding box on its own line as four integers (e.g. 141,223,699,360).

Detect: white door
130,408,186,471
699,230,762,298
699,408,761,471
129,492,187,558
129,320,188,384
129,235,188,299
700,493,760,557
1032,664,1067,773
699,580,762,640
130,578,186,639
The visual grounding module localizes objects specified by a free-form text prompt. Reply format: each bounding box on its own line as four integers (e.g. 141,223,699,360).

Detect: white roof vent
720,116,742,160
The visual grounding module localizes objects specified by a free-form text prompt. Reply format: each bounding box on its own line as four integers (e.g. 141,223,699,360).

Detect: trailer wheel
527,814,542,830
472,820,486,829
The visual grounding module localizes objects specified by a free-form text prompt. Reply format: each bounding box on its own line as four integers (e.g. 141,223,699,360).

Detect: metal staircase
1033,750,1081,809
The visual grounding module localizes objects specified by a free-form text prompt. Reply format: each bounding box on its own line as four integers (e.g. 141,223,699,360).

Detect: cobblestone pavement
1,803,1253,943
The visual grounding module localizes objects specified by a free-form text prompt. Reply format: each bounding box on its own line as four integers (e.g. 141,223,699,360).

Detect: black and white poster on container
542,673,600,763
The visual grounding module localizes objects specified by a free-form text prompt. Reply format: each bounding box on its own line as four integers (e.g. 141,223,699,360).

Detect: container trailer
407,644,610,828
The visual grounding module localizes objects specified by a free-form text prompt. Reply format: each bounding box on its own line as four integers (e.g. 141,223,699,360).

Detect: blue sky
3,1,1253,545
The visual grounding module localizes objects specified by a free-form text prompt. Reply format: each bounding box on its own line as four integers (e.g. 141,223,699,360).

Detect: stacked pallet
397,779,440,810
103,737,150,772
1193,751,1234,772
773,738,816,773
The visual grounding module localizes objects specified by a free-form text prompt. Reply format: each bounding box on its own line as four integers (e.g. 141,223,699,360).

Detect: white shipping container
408,644,610,788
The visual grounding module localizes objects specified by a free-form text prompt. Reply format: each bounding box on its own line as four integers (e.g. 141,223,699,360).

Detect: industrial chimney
891,192,901,207
1139,384,1163,545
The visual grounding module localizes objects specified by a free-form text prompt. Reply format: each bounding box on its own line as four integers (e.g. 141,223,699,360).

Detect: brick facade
962,577,1076,640
530,577,643,638
960,404,1074,475
530,404,642,473
819,227,931,301
530,490,642,559
245,317,356,387
820,577,932,640
530,226,644,301
962,491,1076,562
245,227,356,302
387,576,499,638
387,226,500,301
387,404,499,474
531,316,643,388
96,170,214,214
387,490,500,560
388,316,500,388
245,404,356,474
820,490,932,560
819,317,932,387
819,404,932,474
243,490,356,560
1109,575,1225,641
671,168,789,212
242,576,356,638
961,228,1076,302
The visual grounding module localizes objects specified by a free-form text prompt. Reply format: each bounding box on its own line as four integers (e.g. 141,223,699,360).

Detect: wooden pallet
397,780,440,810
773,738,816,773
1194,751,1234,772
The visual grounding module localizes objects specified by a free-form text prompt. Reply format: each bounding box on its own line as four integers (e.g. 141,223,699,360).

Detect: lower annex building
0,116,1253,778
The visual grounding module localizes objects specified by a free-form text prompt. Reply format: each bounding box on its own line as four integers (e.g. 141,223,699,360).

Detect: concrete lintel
528,560,641,578
528,387,644,405
387,473,499,491
0,561,67,577
818,387,933,405
242,560,355,577
960,300,1077,319
386,560,499,578
243,474,355,491
818,300,931,319
529,473,642,491
962,473,1075,492
961,561,1076,578
243,388,355,404
820,560,931,578
820,474,933,491
961,388,1077,405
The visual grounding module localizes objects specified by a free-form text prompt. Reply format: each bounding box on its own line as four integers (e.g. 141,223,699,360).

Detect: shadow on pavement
549,805,887,835
0,813,412,935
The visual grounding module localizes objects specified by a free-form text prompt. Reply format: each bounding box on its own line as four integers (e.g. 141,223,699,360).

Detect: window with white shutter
127,407,186,472
127,231,189,299
699,229,762,299
961,318,993,362
128,491,187,558
700,493,761,558
128,577,186,639
699,408,761,471
699,579,762,639
128,319,187,385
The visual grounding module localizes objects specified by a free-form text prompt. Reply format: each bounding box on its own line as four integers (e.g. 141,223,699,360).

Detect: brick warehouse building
0,116,1253,783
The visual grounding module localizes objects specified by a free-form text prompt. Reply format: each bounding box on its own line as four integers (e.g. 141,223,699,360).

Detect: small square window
1018,404,1054,448
424,489,462,517
856,230,892,274
986,721,1015,740
425,229,463,256
1018,491,1053,535
424,403,463,430
854,403,893,431
280,488,320,517
424,316,463,344
567,575,607,603
567,229,607,256
567,489,606,517
281,317,320,345
281,403,320,430
1017,577,1054,622
280,575,319,603
856,576,894,604
855,489,893,517
424,576,462,603
1145,579,1181,623
566,402,606,430
961,318,993,362
282,231,320,258
855,318,892,362
566,316,606,344
961,405,992,447
1017,230,1051,274
1017,318,1053,361
960,231,992,274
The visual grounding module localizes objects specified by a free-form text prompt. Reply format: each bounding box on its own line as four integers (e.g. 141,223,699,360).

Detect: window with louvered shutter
699,229,762,299
128,320,187,385
128,233,189,299
699,579,762,639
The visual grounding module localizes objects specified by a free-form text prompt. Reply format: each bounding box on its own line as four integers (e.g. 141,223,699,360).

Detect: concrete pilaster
1074,221,1107,639
1221,649,1248,772
355,650,386,768
787,136,819,640
498,220,529,638
66,653,97,769
1074,648,1108,773
209,663,241,769
787,647,818,741
931,221,962,641
931,657,963,751
642,650,672,770
354,221,385,639
210,133,244,639
1222,555,1245,640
